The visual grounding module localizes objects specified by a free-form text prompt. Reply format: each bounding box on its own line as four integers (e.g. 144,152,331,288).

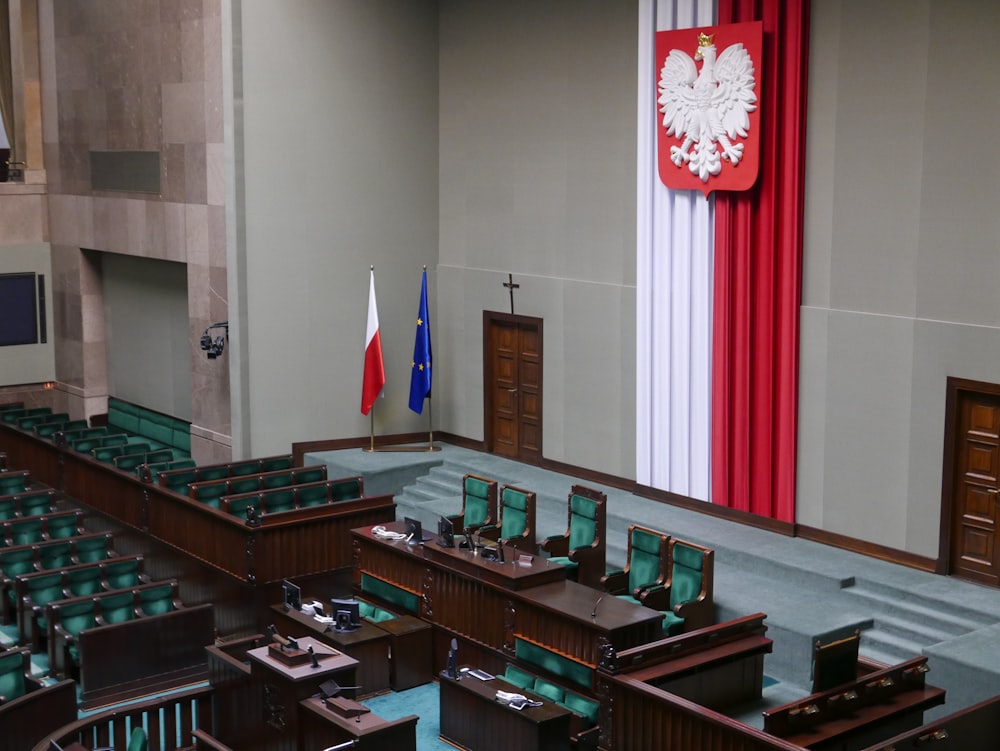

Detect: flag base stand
363,444,441,453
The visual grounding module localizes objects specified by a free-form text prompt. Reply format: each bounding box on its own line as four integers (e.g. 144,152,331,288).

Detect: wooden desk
299,696,417,751
375,614,433,690
269,603,391,697
247,636,359,751
352,523,662,668
439,672,572,751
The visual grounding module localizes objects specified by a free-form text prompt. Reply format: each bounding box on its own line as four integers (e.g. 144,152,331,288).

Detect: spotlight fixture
200,321,229,359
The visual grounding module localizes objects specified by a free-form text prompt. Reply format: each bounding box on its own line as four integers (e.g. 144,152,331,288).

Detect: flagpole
369,407,375,452
428,395,434,449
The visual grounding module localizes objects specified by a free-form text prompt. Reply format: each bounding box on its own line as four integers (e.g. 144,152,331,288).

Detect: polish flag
361,269,385,415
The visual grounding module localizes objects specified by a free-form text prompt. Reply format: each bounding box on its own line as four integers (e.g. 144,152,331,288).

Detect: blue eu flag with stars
408,270,432,413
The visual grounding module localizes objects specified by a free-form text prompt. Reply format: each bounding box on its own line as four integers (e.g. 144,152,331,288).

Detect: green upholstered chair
98,433,130,447
18,570,67,646
66,564,103,597
37,541,73,570
447,474,498,536
156,464,198,494
98,591,137,626
601,524,670,609
17,492,54,517
197,466,229,482
0,647,39,705
659,538,715,636
0,472,28,496
260,455,294,473
261,489,296,514
113,451,151,473
328,476,363,502
223,493,260,520
479,484,536,552
261,471,294,490
8,518,43,546
16,411,61,430
228,460,260,477
540,485,607,588
227,476,261,495
296,483,329,507
50,598,98,677
0,497,14,521
294,466,329,485
104,558,145,590
45,513,81,540
39,418,87,438
190,481,229,510
0,547,36,623
74,533,114,564
501,664,536,691
138,583,179,616
357,599,396,624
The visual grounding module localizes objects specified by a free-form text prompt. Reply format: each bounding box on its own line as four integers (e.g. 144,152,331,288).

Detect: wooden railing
30,684,213,751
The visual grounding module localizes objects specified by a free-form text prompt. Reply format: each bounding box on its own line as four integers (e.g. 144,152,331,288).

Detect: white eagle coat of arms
655,24,762,196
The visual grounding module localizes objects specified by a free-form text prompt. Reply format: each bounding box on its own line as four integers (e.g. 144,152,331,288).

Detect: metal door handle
507,389,518,394
989,488,1000,495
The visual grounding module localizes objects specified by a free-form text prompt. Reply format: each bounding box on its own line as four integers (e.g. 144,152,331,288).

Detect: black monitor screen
0,273,38,346
331,597,360,632
282,580,301,611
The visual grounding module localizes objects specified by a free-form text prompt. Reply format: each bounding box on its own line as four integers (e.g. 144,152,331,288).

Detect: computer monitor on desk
437,515,455,547
404,516,432,545
331,597,361,632
282,579,301,611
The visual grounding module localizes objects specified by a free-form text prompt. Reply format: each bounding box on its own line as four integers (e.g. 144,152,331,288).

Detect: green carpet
361,681,452,750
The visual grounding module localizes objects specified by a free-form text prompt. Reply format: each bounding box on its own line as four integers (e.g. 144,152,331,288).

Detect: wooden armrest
601,570,627,593
540,534,569,557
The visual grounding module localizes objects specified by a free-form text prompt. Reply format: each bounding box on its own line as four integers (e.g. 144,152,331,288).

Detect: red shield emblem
655,22,763,197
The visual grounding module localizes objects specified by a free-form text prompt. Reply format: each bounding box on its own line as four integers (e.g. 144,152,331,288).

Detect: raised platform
305,447,444,498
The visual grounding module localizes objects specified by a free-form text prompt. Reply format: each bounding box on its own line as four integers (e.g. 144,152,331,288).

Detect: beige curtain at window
0,0,13,156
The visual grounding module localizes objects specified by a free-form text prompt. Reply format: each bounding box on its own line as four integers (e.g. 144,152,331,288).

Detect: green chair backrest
229,460,259,477
499,487,529,539
9,519,43,546
198,466,229,482
26,571,66,607
329,478,361,502
138,585,176,616
670,541,705,608
159,467,198,493
75,535,113,564
100,591,136,625
92,444,128,463
261,472,293,490
262,489,295,514
0,649,27,702
260,456,293,473
228,477,260,495
296,484,328,507
19,494,53,517
295,467,327,485
100,433,130,447
58,599,97,636
628,527,665,592
0,547,36,578
46,514,80,540
144,449,175,465
0,474,27,495
193,483,228,509
104,559,140,590
114,453,149,472
0,498,14,521
38,541,73,570
463,476,494,528
226,495,259,519
67,565,103,596
568,494,598,550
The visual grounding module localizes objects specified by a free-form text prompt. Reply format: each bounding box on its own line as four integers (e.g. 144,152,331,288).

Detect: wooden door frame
483,311,543,461
939,376,1000,577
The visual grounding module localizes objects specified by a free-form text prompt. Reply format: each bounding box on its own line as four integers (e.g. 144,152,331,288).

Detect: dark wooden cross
503,273,520,314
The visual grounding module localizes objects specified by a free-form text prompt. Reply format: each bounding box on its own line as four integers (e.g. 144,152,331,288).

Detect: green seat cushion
104,560,140,589
0,475,27,495
38,542,72,570
548,556,578,572
562,691,600,726
67,566,103,596
661,610,684,636
502,664,535,691
75,536,112,564
46,515,80,540
1,548,36,577
358,601,376,620
9,520,43,545
58,599,97,636
19,495,53,516
367,607,395,623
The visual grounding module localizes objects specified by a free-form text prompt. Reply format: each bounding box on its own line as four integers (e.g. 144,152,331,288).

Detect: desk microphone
591,596,604,620
308,645,319,668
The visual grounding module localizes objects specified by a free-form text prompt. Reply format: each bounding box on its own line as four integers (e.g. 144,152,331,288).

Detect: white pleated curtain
636,0,716,501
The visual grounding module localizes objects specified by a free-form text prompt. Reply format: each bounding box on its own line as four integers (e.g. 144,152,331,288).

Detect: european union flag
408,269,432,413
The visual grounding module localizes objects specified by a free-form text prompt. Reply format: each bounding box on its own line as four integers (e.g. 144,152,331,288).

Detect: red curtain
711,0,810,522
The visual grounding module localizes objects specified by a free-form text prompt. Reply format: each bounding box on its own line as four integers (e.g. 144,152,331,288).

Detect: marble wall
38,0,230,462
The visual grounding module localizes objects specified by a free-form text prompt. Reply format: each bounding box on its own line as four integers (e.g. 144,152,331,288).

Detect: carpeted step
859,627,926,665
842,580,994,637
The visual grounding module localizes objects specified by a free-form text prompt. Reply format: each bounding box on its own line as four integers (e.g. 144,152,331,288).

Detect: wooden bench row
0,509,83,548
0,488,58,520
186,464,329,504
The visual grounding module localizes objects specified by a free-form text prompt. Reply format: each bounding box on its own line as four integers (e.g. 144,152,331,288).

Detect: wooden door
946,381,1000,585
484,313,542,463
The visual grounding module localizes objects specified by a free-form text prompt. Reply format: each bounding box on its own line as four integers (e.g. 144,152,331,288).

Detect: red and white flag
361,269,385,415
